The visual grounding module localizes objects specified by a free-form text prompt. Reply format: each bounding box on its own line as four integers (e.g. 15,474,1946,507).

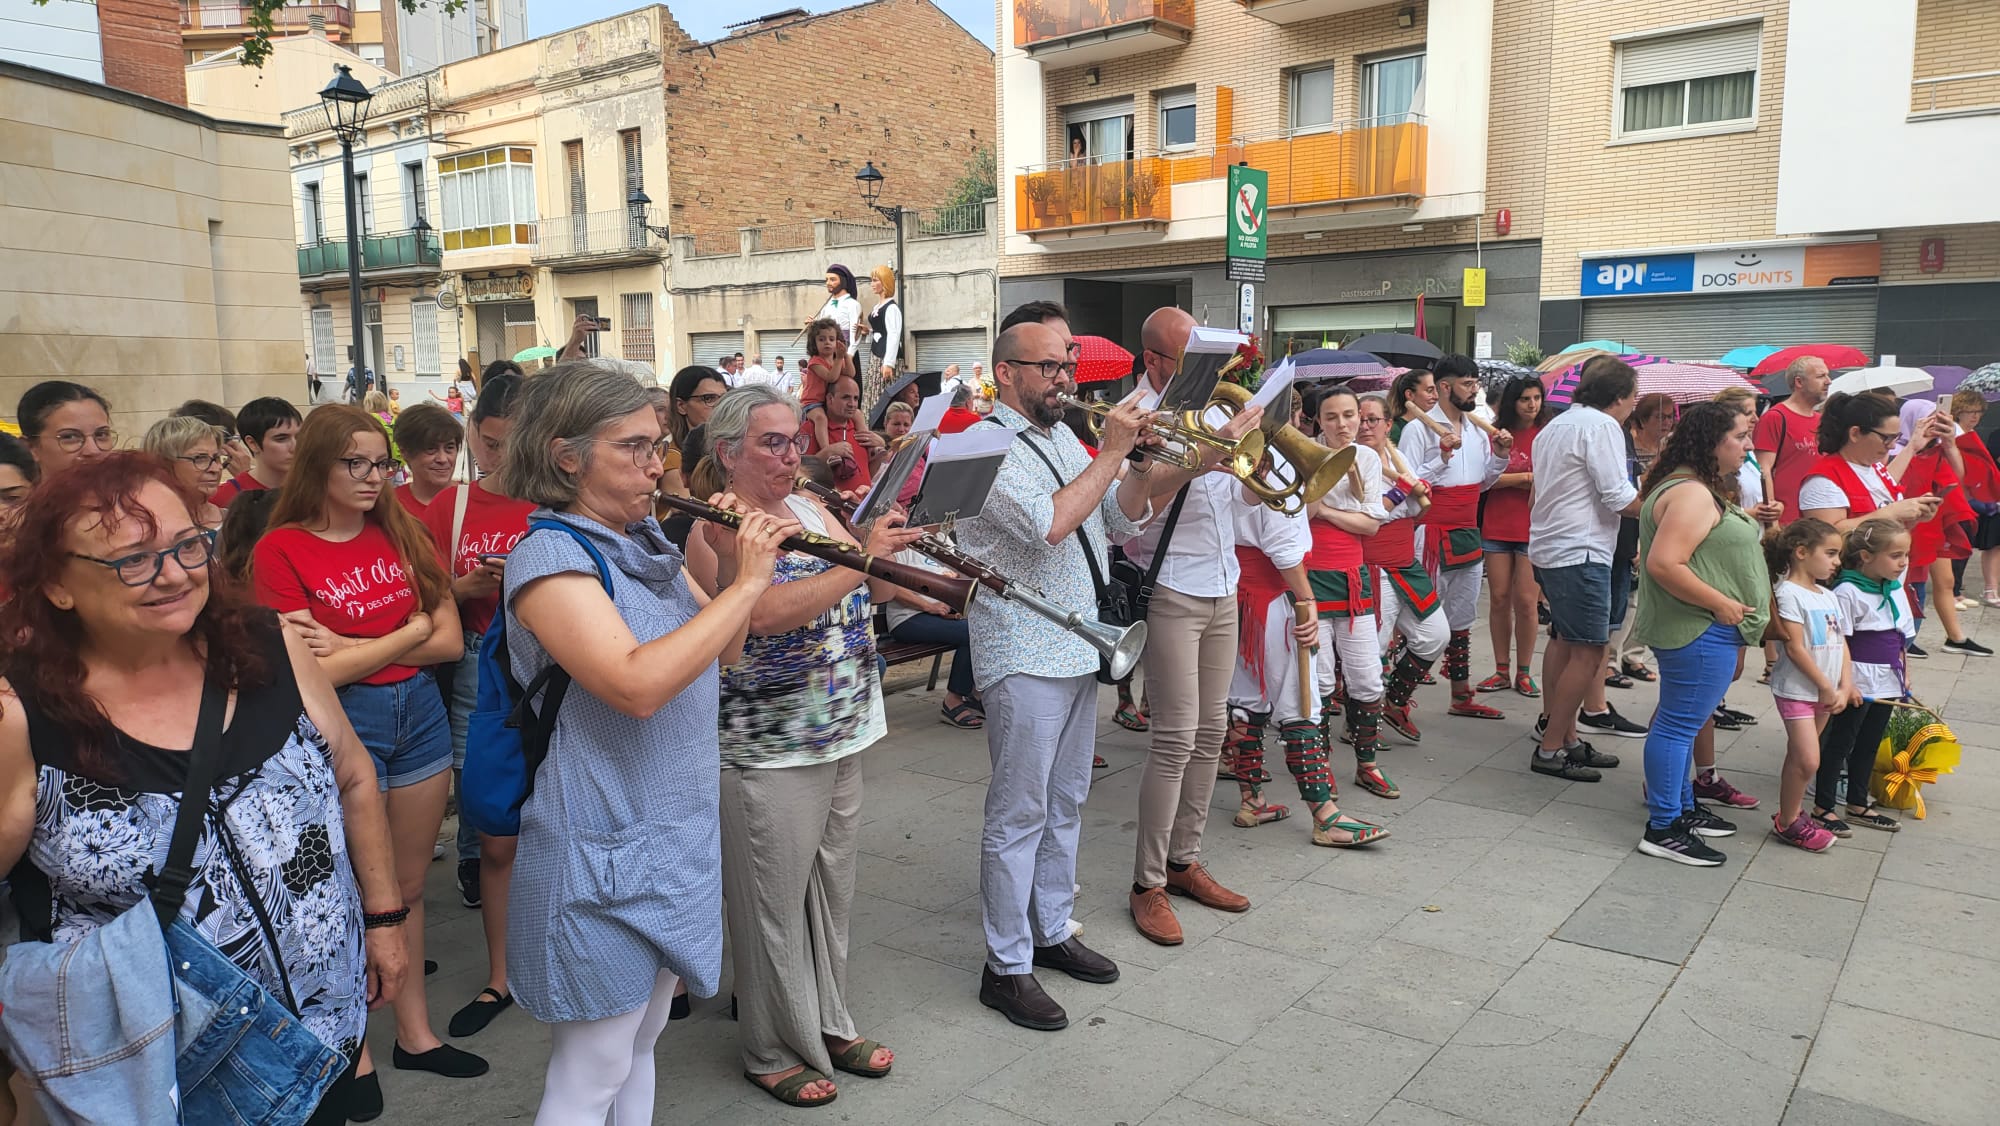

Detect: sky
527,0,995,47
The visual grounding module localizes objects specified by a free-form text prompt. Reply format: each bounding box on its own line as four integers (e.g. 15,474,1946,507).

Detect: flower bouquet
1871,700,1962,818
1217,337,1266,389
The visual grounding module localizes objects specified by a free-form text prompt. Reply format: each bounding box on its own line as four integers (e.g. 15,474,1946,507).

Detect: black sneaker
1718,705,1758,726
1942,637,1994,657
457,857,481,909
1682,802,1737,838
1907,642,1929,659
1534,713,1549,739
1530,745,1602,782
1579,704,1649,739
1569,739,1619,769
1638,822,1726,867
1711,707,1742,732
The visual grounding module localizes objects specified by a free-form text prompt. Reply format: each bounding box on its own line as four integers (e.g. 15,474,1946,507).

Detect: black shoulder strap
152,676,228,928
1012,426,1189,602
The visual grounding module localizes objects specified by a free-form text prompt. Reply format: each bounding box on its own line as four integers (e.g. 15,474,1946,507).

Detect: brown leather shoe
1164,861,1250,912
979,967,1068,1031
1032,936,1119,984
1129,887,1183,946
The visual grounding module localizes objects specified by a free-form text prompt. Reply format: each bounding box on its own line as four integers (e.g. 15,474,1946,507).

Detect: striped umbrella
1545,354,1761,407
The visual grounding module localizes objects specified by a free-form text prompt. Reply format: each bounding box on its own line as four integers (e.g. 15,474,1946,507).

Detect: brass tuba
1207,382,1350,515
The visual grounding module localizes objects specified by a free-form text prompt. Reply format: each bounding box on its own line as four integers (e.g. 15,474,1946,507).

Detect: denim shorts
1481,537,1529,555
337,673,453,790
1609,555,1635,629
1533,562,1612,646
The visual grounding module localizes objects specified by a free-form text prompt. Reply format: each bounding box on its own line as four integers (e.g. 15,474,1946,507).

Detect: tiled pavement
378,604,2000,1125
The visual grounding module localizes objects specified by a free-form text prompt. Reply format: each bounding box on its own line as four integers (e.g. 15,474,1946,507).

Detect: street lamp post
320,65,374,402
855,160,904,404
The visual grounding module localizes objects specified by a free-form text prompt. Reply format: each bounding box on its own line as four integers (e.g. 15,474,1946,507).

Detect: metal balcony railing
1013,156,1171,234
1911,69,2000,115
1156,117,1428,207
297,228,441,279
912,202,988,238
1013,0,1193,48
532,209,661,261
182,2,353,31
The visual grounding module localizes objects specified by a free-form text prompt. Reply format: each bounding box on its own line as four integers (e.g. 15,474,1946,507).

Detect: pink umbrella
1546,355,1760,407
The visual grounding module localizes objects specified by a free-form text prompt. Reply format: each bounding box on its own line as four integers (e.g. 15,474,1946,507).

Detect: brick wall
99,0,186,105
1911,0,2000,112
1881,224,2000,283
1537,0,1787,298
665,0,996,238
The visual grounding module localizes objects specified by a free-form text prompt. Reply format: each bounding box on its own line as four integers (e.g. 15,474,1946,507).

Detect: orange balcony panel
1235,0,1387,25
1240,121,1426,211
1014,0,1193,66
1015,157,1172,240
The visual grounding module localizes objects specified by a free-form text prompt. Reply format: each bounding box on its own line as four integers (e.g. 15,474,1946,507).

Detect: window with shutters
620,129,645,245
1157,89,1196,152
564,139,587,253
352,172,372,237
303,182,324,243
1288,66,1336,135
1614,21,1761,141
310,307,336,376
620,293,654,366
411,299,440,377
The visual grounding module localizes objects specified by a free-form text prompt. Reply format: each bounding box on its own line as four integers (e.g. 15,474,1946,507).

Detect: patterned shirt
955,400,1146,692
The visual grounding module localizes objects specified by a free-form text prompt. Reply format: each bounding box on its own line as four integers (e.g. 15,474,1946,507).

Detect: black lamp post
628,188,671,244
855,160,906,393
320,65,373,401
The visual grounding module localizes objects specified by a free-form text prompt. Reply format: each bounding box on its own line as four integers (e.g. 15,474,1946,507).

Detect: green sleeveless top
1633,471,1771,650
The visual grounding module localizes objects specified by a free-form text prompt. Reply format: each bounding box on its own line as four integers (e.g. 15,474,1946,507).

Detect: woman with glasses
1798,393,1943,533
17,380,116,476
141,416,230,528
252,405,482,1118
496,366,790,1123
685,384,922,1108
0,452,406,1126
663,366,728,498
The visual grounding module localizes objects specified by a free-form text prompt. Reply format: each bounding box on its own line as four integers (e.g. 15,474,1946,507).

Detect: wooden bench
874,607,953,691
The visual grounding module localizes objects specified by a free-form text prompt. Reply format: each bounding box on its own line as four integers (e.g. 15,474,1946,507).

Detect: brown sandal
745,1068,838,1107
826,1038,893,1078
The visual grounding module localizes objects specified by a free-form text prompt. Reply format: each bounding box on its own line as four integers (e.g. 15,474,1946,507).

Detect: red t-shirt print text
315,557,415,621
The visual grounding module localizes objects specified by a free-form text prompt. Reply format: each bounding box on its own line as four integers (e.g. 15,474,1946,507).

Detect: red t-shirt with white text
1753,402,1821,523
420,483,538,634
253,522,424,685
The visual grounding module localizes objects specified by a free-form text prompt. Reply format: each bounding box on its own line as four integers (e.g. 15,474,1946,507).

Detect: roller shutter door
914,328,990,375
687,331,746,372
1582,291,1877,363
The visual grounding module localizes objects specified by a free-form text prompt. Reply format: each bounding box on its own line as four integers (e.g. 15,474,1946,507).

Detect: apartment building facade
179,0,525,74
999,0,1999,369
280,1,995,393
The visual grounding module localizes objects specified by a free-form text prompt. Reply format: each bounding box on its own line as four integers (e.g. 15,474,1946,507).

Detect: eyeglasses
338,456,403,480
580,436,672,467
746,432,812,457
1357,415,1388,427
682,392,724,407
1001,358,1079,380
1868,428,1899,444
72,529,216,587
50,428,118,453
174,452,228,472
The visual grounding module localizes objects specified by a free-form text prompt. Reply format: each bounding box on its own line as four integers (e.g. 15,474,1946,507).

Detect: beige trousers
1133,584,1238,888
719,754,863,1077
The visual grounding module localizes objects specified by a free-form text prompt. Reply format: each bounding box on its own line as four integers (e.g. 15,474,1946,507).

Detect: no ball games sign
1226,165,1267,283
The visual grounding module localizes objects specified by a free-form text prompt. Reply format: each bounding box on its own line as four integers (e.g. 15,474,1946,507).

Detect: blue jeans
890,613,975,697
338,673,452,791
1644,622,1744,828
448,631,484,860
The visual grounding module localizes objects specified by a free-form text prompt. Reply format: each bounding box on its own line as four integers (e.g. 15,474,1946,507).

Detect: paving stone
1182,1006,1437,1126
1833,934,2000,1040
914,1096,1052,1126
1554,884,1718,964
1742,830,1886,900
1216,881,1412,968
795,1007,1028,1126
1779,1089,1933,1126
1366,797,1529,842
858,841,983,910
1483,939,1676,1041
1578,1001,1803,1126
872,893,988,973
843,942,981,1034
1398,1010,1622,1126
1110,936,1333,1046
1511,797,1651,859
1430,764,1566,815
1857,878,2000,960
1662,937,1841,1038
1705,880,1864,962
1295,939,1512,1045
1385,881,1563,968
1301,833,1489,908
967,1009,1232,1126
1598,844,1749,905
1875,835,2000,899
1799,1004,2000,1126
1140,1096,1268,1126
1367,1100,1488,1126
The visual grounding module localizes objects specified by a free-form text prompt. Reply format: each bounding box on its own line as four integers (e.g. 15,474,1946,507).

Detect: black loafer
1032,936,1120,984
392,1041,489,1078
979,967,1068,1031
670,991,691,1021
446,988,513,1038
344,1069,383,1122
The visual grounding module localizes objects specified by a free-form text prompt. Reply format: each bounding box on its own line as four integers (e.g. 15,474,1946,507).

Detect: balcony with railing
1161,117,1427,224
531,209,664,269
1013,0,1192,66
1013,156,1171,241
1233,0,1382,25
297,227,441,285
1911,69,2000,119
181,1,352,33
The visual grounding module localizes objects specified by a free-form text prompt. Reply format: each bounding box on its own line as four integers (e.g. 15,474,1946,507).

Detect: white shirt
1397,407,1509,490
1320,443,1388,519
740,363,772,387
1234,491,1310,572
883,548,952,631
1117,380,1240,598
1770,580,1849,702
1527,405,1639,569
1800,460,1894,513
1737,456,1764,510
1835,579,1915,698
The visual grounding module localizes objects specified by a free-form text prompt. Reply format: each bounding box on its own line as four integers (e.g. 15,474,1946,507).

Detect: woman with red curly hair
0,452,407,1124
251,405,481,1114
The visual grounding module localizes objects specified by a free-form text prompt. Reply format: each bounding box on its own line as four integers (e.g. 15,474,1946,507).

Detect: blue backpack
461,519,613,836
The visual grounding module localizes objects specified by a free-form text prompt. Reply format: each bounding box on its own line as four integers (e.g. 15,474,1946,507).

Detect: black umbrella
870,369,944,428
1347,333,1444,370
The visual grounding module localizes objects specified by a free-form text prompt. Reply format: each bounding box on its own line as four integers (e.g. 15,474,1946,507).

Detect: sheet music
1158,326,1247,413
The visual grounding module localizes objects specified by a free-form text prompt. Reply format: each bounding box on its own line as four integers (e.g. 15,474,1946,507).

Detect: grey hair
706,384,799,464
1785,355,1827,387
498,361,654,507
141,415,225,459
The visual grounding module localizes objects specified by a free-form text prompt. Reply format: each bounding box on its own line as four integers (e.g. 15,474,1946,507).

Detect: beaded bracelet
363,906,409,930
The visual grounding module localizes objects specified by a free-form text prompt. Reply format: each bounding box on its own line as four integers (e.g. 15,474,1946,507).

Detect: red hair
0,451,272,777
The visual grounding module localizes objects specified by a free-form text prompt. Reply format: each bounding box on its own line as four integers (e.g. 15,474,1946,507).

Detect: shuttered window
620,293,655,367
1616,22,1760,138
914,329,990,377
1582,291,1877,363
411,299,440,376
310,307,336,375
620,129,643,245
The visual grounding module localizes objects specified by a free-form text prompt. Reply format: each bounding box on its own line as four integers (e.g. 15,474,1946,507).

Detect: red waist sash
1364,516,1417,568
1235,546,1293,696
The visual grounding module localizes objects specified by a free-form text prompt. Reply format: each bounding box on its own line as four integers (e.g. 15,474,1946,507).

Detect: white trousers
1227,594,1320,724
980,672,1095,976
1376,570,1449,660
536,968,680,1126
1314,615,1385,704
1439,561,1484,631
